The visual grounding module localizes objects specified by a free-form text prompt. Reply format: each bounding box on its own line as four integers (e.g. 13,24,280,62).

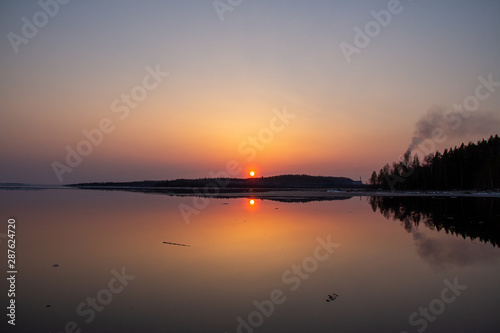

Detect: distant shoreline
1,184,499,198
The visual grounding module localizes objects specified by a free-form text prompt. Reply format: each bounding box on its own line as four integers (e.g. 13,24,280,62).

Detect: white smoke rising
406,106,500,156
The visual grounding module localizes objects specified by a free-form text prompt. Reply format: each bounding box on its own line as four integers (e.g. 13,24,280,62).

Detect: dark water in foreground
1,189,499,333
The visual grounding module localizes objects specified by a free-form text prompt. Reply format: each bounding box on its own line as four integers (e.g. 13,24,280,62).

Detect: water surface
1,189,499,332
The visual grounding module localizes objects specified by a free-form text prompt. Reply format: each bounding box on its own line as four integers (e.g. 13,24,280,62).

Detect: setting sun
249,199,255,205
249,171,255,177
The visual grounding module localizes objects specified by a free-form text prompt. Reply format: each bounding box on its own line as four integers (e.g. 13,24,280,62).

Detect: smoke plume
406,106,500,157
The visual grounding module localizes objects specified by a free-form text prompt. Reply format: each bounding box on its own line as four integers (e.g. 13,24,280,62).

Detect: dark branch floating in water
163,242,190,247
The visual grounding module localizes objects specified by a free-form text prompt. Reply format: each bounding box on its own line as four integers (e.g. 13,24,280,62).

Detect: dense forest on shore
370,135,500,191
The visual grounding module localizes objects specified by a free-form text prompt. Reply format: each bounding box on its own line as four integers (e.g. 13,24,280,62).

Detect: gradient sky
1,0,499,184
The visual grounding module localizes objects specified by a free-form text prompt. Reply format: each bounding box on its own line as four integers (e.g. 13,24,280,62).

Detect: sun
249,171,255,177
249,199,255,205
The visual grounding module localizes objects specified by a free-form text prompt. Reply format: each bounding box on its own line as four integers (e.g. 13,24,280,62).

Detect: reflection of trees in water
369,196,500,247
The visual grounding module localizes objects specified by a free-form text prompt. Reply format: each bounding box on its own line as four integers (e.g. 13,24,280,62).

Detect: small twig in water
163,241,190,247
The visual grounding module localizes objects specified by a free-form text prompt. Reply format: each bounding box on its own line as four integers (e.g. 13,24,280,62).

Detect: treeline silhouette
369,196,500,247
71,174,361,189
370,134,500,190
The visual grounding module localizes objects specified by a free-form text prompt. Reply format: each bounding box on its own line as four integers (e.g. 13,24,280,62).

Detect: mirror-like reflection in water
369,196,500,246
1,189,499,333
370,196,500,273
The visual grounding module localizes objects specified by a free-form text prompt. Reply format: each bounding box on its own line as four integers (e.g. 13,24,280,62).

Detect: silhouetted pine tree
371,134,500,191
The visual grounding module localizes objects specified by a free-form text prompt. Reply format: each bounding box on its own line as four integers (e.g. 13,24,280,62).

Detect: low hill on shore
69,174,365,189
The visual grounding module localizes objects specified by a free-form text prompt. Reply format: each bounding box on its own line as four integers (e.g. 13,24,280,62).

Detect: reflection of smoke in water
411,229,499,272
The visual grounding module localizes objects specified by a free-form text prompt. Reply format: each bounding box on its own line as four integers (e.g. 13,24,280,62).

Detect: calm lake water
2,189,500,333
